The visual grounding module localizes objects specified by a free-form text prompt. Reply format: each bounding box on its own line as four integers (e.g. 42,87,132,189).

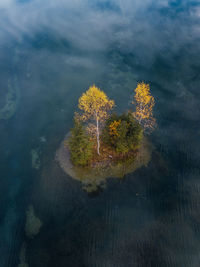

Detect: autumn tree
132,82,155,131
78,85,114,155
109,120,121,139
102,113,142,154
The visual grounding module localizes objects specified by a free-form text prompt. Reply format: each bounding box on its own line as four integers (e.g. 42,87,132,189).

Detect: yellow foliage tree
132,82,155,131
78,85,114,155
109,120,121,138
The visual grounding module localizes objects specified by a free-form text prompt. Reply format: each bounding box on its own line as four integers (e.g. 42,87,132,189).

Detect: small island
56,83,155,192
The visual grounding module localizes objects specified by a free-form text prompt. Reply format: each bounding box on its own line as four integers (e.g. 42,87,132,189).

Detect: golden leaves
78,85,114,121
109,120,121,138
133,82,156,131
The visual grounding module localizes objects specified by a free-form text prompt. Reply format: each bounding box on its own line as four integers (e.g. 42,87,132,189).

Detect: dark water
1,0,200,266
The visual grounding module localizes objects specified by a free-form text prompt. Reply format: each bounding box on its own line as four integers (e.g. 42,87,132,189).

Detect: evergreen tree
68,120,93,166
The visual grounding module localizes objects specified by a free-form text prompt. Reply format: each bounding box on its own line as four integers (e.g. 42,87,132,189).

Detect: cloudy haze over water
0,0,199,51
1,0,199,74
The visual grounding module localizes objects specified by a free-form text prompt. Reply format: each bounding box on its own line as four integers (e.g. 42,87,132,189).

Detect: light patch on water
39,136,47,143
18,242,29,267
25,205,42,239
30,148,41,170
0,76,20,120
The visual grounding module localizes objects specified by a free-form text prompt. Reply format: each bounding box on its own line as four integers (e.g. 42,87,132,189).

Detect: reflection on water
1,0,200,266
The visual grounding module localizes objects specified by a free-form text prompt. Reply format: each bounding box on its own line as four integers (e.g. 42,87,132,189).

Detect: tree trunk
96,117,100,155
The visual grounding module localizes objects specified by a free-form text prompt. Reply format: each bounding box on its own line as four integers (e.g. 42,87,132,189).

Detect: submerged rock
18,243,29,267
39,136,47,143
0,76,20,120
31,148,41,170
56,134,153,193
25,205,42,239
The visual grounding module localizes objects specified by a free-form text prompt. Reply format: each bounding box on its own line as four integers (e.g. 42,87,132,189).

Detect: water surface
1,0,200,266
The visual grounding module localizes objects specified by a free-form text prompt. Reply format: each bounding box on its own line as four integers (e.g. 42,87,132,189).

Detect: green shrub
68,120,94,166
102,112,143,154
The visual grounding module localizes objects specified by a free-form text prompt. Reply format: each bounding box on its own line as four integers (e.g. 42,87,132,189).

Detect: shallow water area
56,135,153,193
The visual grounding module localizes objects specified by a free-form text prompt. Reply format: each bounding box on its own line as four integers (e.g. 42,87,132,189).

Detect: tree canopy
78,85,114,155
102,113,143,154
78,85,114,121
132,82,155,131
67,83,155,167
68,119,94,166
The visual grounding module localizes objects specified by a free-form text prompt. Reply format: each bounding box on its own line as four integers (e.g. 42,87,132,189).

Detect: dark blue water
1,0,200,266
